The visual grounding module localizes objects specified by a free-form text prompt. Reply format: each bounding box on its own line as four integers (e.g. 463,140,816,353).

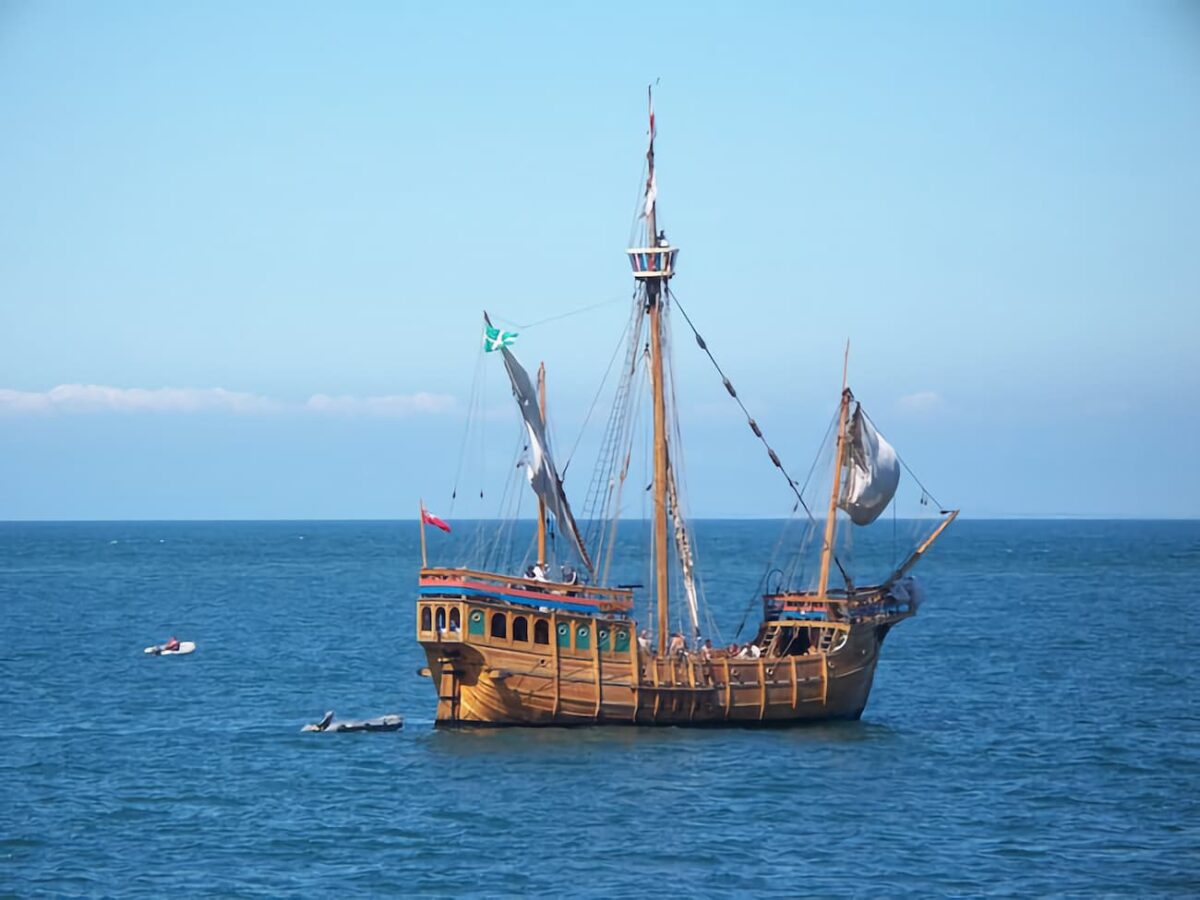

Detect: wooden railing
765,589,884,606
420,567,634,607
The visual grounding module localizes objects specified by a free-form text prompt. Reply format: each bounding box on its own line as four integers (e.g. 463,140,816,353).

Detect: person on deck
638,630,651,653
667,632,686,659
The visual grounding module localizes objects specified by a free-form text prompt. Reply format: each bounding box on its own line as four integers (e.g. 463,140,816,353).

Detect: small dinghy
144,641,195,656
302,710,403,733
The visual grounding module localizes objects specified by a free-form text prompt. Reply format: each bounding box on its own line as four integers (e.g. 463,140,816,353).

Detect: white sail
667,468,700,640
489,318,593,574
838,404,900,526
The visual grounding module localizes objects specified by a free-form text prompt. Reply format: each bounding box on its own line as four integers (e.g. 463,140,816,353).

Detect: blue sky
1,0,1198,519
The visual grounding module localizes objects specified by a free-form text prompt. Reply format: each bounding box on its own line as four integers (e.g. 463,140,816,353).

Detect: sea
1,519,1197,896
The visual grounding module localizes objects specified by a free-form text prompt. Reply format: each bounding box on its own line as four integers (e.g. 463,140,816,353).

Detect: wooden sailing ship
416,93,957,726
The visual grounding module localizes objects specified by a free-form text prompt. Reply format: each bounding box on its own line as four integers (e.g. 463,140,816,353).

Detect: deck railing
420,567,634,612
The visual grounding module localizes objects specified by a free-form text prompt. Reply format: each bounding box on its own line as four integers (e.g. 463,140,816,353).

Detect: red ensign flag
422,509,451,533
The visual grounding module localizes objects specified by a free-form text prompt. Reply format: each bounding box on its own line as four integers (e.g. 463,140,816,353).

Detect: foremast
627,87,680,655
817,344,851,600
814,343,961,601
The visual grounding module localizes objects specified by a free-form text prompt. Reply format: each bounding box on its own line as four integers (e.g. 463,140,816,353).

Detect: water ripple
0,520,1197,896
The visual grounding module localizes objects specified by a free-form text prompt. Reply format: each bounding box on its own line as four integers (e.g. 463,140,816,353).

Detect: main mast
627,88,679,655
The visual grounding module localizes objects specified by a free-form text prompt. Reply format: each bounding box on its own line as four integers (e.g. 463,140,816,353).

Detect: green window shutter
468,609,485,636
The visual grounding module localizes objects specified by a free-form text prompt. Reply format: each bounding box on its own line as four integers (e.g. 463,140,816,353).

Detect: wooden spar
537,362,547,568
817,343,851,599
651,655,661,720
722,658,732,719
757,657,767,720
649,299,669,655
888,509,960,583
628,628,641,722
645,87,670,657
419,498,428,568
550,610,561,717
591,619,602,717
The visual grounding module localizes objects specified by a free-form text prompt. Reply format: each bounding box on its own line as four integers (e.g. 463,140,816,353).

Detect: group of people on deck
636,630,762,661
523,563,579,586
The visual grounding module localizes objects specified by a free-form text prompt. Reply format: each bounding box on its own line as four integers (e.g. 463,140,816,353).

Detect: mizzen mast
627,87,680,655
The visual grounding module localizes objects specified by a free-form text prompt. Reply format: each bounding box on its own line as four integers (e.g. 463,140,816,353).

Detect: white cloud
0,384,279,415
896,390,945,414
0,385,456,418
305,392,456,417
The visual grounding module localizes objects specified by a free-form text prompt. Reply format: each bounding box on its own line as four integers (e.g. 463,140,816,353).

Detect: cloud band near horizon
0,384,457,417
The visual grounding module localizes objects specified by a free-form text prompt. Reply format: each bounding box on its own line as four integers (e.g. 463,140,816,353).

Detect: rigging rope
477,424,527,572
629,157,650,248
859,406,945,512
448,347,487,515
492,297,626,332
599,345,647,586
661,302,705,641
668,289,816,522
734,568,774,640
564,304,634,471
669,289,851,589
776,406,840,588
581,295,645,559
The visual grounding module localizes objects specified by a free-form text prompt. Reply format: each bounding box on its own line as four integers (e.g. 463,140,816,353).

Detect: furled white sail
838,404,900,526
489,317,593,574
667,468,700,640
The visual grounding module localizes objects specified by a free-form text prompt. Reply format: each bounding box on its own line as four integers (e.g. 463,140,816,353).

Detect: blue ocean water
1,520,1197,896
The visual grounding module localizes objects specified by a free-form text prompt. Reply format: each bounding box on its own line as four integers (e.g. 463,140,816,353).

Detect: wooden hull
418,597,901,727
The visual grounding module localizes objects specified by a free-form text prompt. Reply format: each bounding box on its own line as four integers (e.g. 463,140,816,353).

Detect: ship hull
418,597,897,727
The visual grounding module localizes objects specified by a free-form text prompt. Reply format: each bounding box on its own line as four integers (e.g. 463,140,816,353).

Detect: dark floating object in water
302,710,403,733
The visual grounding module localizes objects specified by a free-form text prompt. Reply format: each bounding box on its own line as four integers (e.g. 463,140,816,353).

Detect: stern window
490,613,507,639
